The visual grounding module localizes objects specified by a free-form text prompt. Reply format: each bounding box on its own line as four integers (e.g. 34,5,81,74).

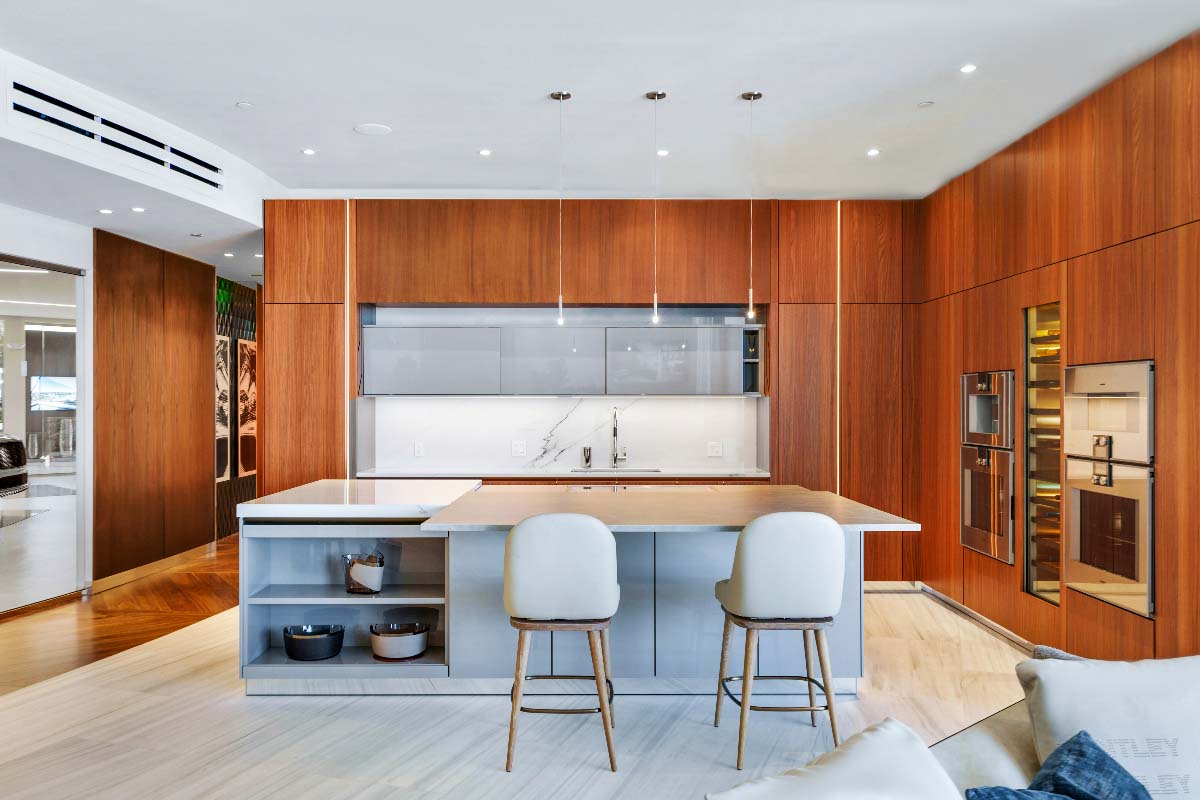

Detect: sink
570,468,663,473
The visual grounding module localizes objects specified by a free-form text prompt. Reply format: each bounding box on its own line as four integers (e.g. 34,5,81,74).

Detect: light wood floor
0,591,1026,799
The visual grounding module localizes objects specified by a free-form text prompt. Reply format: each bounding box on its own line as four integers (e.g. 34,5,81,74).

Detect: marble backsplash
356,396,767,474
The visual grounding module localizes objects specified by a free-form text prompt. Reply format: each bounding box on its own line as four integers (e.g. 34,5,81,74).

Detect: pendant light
742,91,762,320
551,90,571,325
646,91,666,324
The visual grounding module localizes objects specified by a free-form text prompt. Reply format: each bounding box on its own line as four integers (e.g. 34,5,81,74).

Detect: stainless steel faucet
611,407,628,468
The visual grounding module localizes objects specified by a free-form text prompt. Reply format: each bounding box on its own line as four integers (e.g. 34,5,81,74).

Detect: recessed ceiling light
301,148,316,156
866,148,881,157
190,233,203,238
254,253,263,258
223,253,234,258
235,101,254,109
130,206,145,213
960,64,977,74
353,123,392,136
656,149,670,157
478,148,492,157
917,101,935,108
98,208,113,214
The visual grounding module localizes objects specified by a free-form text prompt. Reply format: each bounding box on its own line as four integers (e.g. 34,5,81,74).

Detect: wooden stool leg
714,614,733,727
506,628,531,772
803,629,818,728
588,630,618,772
736,628,759,770
816,629,840,747
600,627,614,728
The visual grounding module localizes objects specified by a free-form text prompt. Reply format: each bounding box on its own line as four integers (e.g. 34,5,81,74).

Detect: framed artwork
216,335,230,482
237,340,257,477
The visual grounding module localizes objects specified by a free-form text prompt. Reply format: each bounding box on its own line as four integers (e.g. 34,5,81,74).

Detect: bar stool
504,513,619,773
712,512,845,769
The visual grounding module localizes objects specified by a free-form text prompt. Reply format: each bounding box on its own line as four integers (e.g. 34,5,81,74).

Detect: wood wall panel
1065,589,1156,660
561,200,653,305
656,200,756,304
840,304,904,579
1154,221,1200,657
354,200,472,303
971,147,1019,287
470,200,558,304
260,304,345,496
964,550,1063,647
1011,128,1055,274
93,232,166,579
773,304,836,491
263,200,346,303
840,201,903,303
777,201,837,303
161,253,216,558
1155,33,1200,231
903,293,964,602
1065,235,1155,365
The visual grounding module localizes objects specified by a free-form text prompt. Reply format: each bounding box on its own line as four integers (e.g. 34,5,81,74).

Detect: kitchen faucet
611,407,628,468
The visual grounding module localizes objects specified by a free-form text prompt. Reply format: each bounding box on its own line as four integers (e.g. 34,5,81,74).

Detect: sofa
930,701,1039,794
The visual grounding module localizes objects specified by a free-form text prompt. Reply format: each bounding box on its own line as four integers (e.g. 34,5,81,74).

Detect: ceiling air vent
10,81,224,190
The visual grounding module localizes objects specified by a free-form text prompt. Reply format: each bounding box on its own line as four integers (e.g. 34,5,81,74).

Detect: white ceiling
0,1,1196,209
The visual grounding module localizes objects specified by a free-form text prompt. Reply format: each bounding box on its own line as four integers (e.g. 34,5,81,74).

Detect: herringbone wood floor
0,535,238,694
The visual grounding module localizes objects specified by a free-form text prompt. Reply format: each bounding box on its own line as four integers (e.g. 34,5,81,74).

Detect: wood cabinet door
355,200,472,303
264,200,346,303
561,199,654,305
656,200,753,304
260,304,345,496
772,304,837,490
470,200,558,304
840,201,903,303
1155,32,1200,232
778,201,837,303
1065,235,1155,366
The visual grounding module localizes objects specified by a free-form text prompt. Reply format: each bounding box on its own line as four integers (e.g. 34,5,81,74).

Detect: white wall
0,201,92,271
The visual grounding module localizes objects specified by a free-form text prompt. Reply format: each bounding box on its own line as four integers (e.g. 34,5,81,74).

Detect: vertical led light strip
344,198,352,479
835,200,842,495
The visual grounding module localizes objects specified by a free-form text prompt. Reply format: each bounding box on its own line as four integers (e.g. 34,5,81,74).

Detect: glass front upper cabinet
1024,302,1062,605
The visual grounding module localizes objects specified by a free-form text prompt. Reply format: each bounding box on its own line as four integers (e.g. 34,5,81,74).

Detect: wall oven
1063,361,1154,618
961,370,1016,564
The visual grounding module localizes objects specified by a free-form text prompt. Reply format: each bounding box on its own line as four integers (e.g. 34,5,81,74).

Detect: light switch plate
707,441,723,457
511,440,527,457
414,442,426,457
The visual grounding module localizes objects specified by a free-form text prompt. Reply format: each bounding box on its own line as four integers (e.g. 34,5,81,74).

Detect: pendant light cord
558,93,564,308
652,94,659,309
748,94,754,298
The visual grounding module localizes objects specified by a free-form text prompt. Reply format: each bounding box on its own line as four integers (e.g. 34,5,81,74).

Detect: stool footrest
721,675,830,712
513,674,615,715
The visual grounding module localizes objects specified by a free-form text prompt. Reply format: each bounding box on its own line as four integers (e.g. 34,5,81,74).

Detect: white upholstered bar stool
504,513,620,773
713,512,845,769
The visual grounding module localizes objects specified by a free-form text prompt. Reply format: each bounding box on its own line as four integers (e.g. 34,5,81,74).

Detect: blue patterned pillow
967,731,1152,800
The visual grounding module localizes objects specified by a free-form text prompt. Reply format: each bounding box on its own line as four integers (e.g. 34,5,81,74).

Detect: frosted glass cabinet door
606,327,742,395
361,327,501,395
500,327,605,394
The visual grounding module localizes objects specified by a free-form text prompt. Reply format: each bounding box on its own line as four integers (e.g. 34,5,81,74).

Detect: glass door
1024,302,1062,604
0,263,82,613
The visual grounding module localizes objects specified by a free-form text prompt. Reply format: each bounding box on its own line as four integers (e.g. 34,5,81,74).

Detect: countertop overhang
420,484,919,533
357,468,770,480
237,479,482,519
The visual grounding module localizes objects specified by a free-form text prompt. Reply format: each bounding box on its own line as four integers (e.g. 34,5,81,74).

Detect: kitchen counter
237,478,481,519
356,467,770,480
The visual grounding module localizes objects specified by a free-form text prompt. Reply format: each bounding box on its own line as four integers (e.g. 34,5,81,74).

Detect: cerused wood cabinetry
656,200,772,305
1155,33,1200,231
777,201,837,303
562,199,654,305
772,304,837,492
354,200,473,303
264,200,346,303
840,201,904,303
1065,235,1155,366
93,232,215,579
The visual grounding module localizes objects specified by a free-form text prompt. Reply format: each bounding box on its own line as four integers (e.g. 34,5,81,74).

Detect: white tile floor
0,469,79,613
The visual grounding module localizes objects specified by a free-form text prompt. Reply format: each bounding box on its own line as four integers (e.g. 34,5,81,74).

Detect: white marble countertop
237,479,482,520
357,467,771,480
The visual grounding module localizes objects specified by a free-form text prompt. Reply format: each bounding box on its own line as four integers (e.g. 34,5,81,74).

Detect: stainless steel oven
961,445,1015,564
1063,361,1154,618
962,371,1015,449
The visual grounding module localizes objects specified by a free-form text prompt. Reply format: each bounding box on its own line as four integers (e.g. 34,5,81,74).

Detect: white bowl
370,623,429,659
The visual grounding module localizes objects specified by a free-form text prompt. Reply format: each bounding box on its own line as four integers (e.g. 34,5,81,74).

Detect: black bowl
282,624,344,661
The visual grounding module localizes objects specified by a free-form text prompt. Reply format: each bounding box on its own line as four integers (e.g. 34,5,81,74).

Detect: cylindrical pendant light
741,91,762,320
646,91,666,324
551,90,572,325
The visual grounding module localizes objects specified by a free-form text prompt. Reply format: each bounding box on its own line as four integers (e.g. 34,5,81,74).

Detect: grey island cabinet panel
500,326,605,395
606,326,742,395
361,327,501,395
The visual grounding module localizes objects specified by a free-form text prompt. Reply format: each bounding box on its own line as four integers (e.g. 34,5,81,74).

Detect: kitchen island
238,480,917,696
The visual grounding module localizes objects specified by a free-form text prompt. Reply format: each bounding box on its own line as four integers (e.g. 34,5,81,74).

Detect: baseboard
917,583,1034,653
90,539,221,594
0,591,82,621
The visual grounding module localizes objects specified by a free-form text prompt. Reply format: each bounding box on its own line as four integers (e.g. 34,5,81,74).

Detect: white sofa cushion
930,701,1039,794
1017,655,1200,798
706,718,961,800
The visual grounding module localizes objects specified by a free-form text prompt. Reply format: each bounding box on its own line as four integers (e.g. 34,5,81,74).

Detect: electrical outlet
414,441,426,458
707,441,723,458
511,440,527,457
